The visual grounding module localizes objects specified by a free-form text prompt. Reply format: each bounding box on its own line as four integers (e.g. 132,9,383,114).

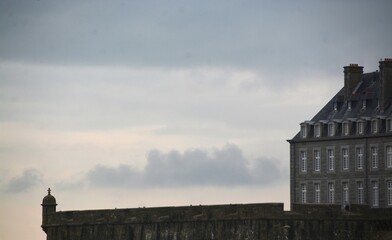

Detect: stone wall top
46,203,285,226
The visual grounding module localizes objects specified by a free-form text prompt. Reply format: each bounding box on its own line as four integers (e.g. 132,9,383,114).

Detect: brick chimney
343,64,363,101
379,58,392,112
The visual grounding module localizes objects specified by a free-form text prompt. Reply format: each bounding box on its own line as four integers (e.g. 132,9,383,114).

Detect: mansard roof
311,71,392,123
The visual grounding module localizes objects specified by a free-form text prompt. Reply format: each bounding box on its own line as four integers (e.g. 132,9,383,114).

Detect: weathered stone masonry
42,194,392,240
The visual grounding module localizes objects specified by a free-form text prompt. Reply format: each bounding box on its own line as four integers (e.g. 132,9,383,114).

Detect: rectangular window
387,119,392,132
357,121,364,134
328,123,335,136
314,124,321,137
372,181,379,207
343,122,349,135
371,146,378,169
301,184,307,204
357,182,364,204
387,146,392,168
356,147,363,170
328,183,335,204
301,125,307,138
300,151,307,172
328,149,335,171
371,120,378,133
342,182,349,205
387,180,392,206
314,183,320,204
314,150,320,172
342,148,349,170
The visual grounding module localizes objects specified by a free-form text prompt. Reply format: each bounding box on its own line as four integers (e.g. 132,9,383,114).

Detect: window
328,149,335,171
314,183,320,204
301,125,307,138
356,147,363,170
371,146,378,169
301,184,307,204
328,123,335,136
342,148,349,170
300,151,307,172
314,124,321,137
362,100,366,109
387,146,392,168
348,101,352,110
342,182,349,205
371,120,378,133
314,150,320,172
328,183,335,204
357,121,364,134
387,180,392,206
357,182,364,204
334,102,338,111
372,181,379,207
387,118,392,132
342,122,349,135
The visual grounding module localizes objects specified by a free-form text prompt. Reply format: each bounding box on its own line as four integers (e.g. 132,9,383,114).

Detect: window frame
327,148,335,171
313,149,321,172
357,120,364,135
300,150,307,173
387,180,392,207
328,122,335,137
357,181,364,204
342,121,350,136
314,123,321,137
371,146,378,169
300,124,307,138
342,181,349,205
301,183,307,204
356,146,364,170
387,118,392,132
371,180,379,207
371,119,378,134
386,145,392,169
342,147,349,170
328,182,335,204
314,183,321,204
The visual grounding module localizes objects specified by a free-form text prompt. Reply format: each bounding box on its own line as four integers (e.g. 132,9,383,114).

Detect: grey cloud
86,164,141,188
5,169,43,193
81,144,287,189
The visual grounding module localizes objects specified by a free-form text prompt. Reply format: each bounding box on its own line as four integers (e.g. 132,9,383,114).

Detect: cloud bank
4,169,43,193
84,144,287,189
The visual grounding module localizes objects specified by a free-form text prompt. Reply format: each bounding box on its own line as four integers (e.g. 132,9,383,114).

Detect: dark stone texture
42,203,392,240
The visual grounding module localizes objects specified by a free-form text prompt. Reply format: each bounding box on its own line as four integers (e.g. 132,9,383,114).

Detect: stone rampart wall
42,203,391,240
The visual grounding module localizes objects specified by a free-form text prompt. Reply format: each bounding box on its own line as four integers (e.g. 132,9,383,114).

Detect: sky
1,0,392,239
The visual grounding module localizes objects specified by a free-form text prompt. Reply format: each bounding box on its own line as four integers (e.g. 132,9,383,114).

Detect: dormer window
387,118,392,132
357,120,364,135
314,124,321,137
342,121,349,136
328,122,335,136
300,124,307,138
371,119,378,134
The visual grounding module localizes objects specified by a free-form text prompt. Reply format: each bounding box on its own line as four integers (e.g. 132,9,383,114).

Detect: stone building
288,59,392,208
41,59,392,239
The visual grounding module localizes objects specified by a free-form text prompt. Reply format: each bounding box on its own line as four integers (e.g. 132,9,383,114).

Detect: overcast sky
1,1,392,239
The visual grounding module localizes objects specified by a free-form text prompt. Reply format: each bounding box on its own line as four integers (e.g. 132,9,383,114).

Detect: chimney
343,64,363,101
379,58,392,112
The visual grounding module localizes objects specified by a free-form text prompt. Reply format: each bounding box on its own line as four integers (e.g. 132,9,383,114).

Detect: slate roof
289,70,392,141
311,71,392,123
